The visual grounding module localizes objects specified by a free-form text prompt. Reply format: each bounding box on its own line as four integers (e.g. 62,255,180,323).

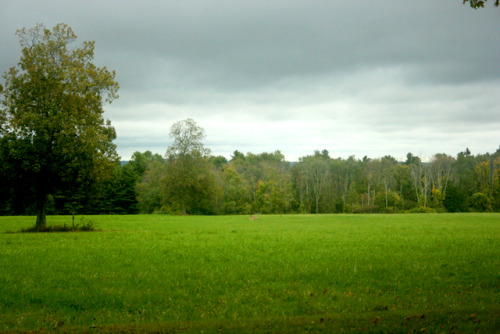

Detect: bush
352,205,380,214
374,191,403,211
78,221,97,231
403,200,419,211
408,206,437,214
380,206,397,214
468,192,492,212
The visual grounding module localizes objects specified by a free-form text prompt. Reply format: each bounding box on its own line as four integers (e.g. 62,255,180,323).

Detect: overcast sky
1,1,499,161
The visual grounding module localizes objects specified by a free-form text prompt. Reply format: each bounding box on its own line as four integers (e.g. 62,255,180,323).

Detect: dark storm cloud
63,1,498,93
1,0,499,160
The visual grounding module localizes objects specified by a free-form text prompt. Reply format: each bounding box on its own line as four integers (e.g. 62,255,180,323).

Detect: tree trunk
35,193,47,231
367,184,371,205
385,188,388,208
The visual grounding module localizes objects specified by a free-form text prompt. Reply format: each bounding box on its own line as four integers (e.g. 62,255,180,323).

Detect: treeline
1,135,498,215
125,147,500,214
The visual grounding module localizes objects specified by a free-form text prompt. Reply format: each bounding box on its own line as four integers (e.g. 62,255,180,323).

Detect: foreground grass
0,214,499,333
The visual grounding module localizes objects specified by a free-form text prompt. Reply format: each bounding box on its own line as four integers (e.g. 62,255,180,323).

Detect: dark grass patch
20,221,99,233
26,309,497,334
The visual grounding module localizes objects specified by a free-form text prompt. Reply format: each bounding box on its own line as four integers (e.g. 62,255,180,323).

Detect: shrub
78,221,97,231
403,200,419,211
375,191,403,211
380,206,396,214
352,205,380,214
408,206,437,214
468,192,492,212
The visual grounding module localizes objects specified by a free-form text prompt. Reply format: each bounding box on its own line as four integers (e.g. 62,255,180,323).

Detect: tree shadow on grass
23,221,99,233
4,221,101,233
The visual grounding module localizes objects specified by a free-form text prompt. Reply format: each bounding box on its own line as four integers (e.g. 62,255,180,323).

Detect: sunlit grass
0,214,499,332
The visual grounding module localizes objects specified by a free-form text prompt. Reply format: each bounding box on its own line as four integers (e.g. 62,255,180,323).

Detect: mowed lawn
0,214,498,333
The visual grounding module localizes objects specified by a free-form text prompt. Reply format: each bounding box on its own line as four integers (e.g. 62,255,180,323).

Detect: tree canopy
166,118,210,159
463,0,499,8
0,23,119,230
162,119,219,214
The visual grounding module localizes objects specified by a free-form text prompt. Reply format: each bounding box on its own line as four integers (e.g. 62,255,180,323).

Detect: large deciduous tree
0,24,119,230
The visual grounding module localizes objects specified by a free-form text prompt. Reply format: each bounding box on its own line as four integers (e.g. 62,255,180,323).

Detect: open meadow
0,214,499,333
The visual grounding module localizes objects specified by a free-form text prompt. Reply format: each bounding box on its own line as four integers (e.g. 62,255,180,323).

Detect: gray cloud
1,0,499,161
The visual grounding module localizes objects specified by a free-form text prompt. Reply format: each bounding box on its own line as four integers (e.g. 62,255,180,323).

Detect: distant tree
454,149,477,201
136,160,165,213
476,161,492,196
291,161,311,212
210,155,228,170
163,154,220,214
379,156,397,209
127,151,164,177
254,156,294,214
330,156,358,213
166,118,210,159
113,165,140,213
162,119,220,214
362,158,380,206
221,165,251,214
430,153,455,194
89,163,135,214
394,164,415,206
298,151,330,213
0,24,119,230
231,152,262,204
468,192,492,212
374,190,402,212
405,152,421,166
229,150,292,213
443,183,466,212
231,150,246,161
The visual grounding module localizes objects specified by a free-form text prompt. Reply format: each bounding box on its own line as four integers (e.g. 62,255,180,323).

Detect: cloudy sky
1,1,499,161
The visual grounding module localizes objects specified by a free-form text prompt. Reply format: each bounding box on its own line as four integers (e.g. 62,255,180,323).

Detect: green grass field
0,214,499,333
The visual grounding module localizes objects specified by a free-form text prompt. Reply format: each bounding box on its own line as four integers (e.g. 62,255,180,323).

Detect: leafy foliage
166,118,210,159
136,160,165,213
443,183,466,212
468,192,492,212
163,153,220,214
162,119,220,214
0,24,119,228
463,0,500,8
408,206,437,213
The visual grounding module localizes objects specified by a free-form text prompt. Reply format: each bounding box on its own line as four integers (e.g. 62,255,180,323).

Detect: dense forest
1,119,498,216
